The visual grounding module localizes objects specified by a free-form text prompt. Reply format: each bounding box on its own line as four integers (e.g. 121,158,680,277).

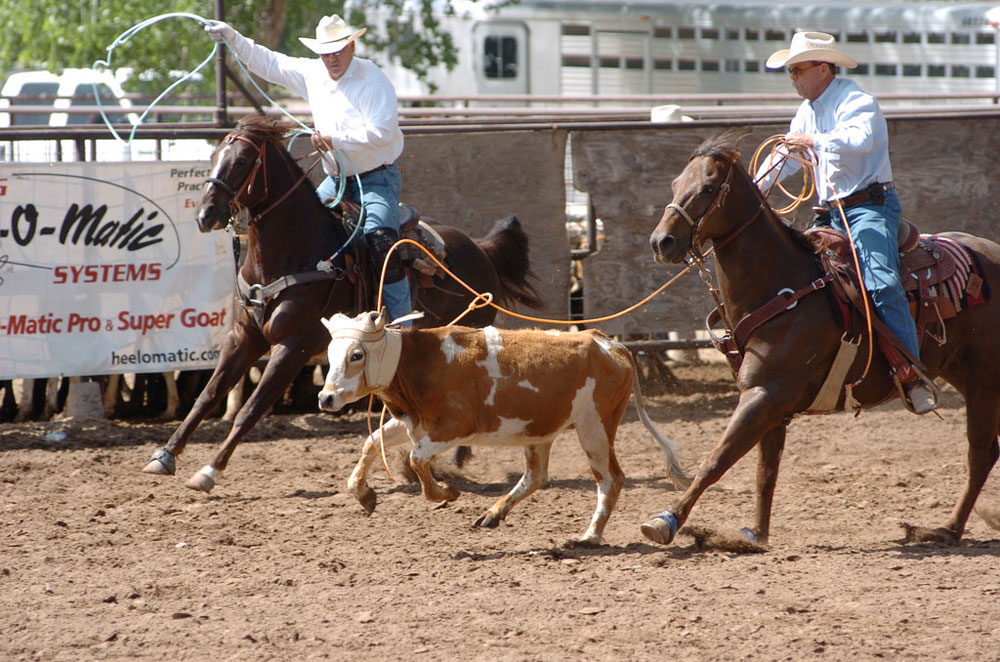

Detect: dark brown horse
643,134,1000,546
142,114,542,492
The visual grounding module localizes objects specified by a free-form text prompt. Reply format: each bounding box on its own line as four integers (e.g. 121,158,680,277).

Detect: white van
0,68,213,162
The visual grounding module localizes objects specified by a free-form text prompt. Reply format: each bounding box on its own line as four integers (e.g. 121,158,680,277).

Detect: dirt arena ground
2,363,999,661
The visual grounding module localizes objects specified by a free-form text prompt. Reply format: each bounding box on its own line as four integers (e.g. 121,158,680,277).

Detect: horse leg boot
366,228,412,321
641,387,785,545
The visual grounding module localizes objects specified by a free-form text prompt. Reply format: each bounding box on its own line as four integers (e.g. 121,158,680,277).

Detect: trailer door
595,30,651,96
473,21,529,94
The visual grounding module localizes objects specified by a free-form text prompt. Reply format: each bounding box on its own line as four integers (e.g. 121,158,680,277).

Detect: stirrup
903,381,937,415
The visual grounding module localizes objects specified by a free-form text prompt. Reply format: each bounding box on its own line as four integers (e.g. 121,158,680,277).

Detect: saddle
808,220,984,354
706,218,987,390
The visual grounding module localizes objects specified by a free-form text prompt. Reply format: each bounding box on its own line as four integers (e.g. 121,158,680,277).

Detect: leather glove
311,131,333,153
205,20,237,44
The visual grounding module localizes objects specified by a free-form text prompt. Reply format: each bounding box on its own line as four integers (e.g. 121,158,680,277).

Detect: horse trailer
379,1,1000,100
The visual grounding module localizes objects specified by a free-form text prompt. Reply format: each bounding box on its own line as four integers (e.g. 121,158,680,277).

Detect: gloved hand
311,131,333,153
205,20,237,44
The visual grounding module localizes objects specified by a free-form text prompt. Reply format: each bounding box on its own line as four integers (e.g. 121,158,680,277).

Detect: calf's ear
320,317,334,333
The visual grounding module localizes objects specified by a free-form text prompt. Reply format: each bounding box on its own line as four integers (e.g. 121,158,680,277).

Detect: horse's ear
733,131,752,155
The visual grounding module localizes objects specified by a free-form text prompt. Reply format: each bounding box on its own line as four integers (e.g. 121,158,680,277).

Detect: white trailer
378,1,1000,101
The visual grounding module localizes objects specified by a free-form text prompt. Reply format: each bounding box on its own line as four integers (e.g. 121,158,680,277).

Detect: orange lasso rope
751,136,875,387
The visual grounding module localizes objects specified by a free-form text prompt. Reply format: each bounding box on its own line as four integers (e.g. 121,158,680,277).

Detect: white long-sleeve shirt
226,33,404,177
755,76,893,204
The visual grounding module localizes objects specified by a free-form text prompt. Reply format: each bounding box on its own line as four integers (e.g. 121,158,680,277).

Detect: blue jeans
317,164,412,322
829,189,920,360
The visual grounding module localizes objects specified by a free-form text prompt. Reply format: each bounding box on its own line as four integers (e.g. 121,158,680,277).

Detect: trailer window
484,35,518,79
562,24,590,36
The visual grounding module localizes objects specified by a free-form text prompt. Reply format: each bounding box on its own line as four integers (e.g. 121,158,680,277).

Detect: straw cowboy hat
299,15,367,55
765,31,858,69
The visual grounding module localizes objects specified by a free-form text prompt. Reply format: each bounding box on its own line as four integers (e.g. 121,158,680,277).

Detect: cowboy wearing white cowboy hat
754,31,937,415
206,15,412,324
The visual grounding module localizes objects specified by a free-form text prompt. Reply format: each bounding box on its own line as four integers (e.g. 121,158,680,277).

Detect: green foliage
0,0,505,96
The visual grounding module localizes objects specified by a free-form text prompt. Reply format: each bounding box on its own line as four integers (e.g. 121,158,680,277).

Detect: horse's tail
476,216,545,310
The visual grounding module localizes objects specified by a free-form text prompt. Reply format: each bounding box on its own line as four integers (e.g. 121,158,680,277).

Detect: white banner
0,161,234,379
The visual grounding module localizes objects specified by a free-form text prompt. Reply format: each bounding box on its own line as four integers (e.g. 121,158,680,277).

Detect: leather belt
829,181,894,209
357,163,390,179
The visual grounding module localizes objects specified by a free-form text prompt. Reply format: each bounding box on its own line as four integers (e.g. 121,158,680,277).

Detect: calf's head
318,309,402,412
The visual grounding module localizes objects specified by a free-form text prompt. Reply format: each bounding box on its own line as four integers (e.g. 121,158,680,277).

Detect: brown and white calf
318,310,690,545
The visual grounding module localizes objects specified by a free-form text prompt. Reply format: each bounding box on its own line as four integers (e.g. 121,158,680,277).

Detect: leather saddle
808,220,965,333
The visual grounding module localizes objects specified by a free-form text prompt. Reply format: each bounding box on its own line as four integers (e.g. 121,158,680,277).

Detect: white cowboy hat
765,31,858,69
298,15,366,55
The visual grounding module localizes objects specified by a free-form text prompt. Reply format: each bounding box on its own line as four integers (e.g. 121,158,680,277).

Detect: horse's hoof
641,510,678,546
185,466,218,493
142,448,176,475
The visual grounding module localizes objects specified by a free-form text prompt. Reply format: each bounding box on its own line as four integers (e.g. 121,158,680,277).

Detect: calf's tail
629,359,692,490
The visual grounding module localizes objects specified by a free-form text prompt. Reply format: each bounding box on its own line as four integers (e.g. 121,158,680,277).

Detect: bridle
663,154,765,263
662,153,769,335
203,132,321,225
204,134,268,211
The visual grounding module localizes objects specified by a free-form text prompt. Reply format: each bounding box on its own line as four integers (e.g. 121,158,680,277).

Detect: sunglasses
321,45,352,58
787,62,823,76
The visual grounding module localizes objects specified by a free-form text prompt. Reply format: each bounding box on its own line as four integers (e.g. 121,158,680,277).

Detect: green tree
0,0,503,97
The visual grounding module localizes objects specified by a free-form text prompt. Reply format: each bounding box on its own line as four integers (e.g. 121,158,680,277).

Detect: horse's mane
232,113,299,147
229,114,320,190
694,132,821,255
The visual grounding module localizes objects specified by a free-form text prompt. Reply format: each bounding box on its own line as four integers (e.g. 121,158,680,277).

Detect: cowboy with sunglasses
206,15,411,324
755,31,935,415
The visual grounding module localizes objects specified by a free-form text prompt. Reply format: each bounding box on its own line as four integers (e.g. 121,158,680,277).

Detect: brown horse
142,114,542,492
643,133,1000,547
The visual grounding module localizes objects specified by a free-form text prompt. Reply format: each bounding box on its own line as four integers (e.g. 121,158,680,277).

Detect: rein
666,156,766,329
206,133,323,226
206,130,352,329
